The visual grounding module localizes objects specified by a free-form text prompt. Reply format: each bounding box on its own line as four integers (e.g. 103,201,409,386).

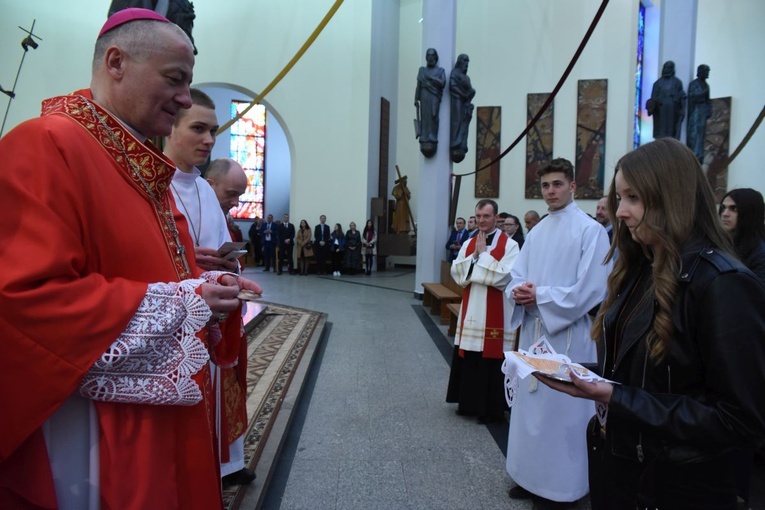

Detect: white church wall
695,0,765,192
192,0,374,233
447,0,640,225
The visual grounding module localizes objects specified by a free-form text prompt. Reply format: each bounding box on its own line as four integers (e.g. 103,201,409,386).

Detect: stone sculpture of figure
686,64,711,162
415,48,446,158
646,60,686,139
449,54,475,163
391,176,412,234
108,0,197,54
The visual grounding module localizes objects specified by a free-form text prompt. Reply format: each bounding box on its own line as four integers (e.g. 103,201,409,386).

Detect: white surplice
451,229,519,352
170,168,232,250
504,202,611,502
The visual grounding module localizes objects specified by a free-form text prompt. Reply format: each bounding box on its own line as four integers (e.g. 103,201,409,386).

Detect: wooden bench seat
422,282,461,323
446,302,461,336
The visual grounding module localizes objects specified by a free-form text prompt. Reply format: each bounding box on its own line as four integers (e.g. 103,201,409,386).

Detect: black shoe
532,497,572,510
223,468,256,487
508,485,533,499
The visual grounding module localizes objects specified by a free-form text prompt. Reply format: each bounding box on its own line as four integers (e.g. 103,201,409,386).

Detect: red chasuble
0,91,223,509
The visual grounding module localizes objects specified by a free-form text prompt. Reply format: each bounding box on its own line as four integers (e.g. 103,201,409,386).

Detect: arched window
229,100,266,219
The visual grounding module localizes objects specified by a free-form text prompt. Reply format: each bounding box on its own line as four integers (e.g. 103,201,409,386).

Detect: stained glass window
633,3,645,149
229,101,265,219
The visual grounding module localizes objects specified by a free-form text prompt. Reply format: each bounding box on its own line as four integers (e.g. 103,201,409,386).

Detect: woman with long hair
296,219,313,275
330,223,345,276
720,188,765,282
537,138,765,509
362,219,376,275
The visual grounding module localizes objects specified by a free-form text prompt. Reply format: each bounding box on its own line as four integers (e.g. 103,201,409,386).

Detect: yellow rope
216,0,345,135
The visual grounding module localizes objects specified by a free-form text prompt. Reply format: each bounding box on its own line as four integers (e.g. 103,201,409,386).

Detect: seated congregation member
343,221,363,275
0,9,261,509
537,138,765,509
445,216,469,262
362,219,377,275
446,199,519,423
720,188,765,283
330,223,345,276
505,158,611,507
296,219,313,275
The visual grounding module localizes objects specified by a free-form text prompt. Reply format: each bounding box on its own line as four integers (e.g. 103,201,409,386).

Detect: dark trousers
315,244,329,273
332,250,343,272
262,242,275,270
279,243,294,273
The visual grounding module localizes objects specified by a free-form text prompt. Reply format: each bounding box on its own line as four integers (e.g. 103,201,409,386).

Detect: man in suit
595,196,613,243
445,216,469,262
260,214,277,271
467,215,477,237
314,214,331,275
277,214,296,274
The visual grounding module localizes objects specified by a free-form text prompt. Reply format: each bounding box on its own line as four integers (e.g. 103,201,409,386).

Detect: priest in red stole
446,199,519,423
0,9,260,510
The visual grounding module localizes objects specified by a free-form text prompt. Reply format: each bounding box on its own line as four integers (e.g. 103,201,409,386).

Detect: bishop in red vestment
0,9,260,510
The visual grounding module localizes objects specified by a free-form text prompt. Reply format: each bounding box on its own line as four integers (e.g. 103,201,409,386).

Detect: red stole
459,232,508,359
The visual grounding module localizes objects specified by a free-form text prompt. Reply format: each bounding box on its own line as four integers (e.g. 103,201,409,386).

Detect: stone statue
108,0,197,54
391,176,412,234
646,60,686,139
414,48,446,158
686,64,711,162
449,54,475,163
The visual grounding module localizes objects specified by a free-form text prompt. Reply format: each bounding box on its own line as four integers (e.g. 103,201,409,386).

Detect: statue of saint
686,64,711,161
391,176,412,234
646,60,686,139
449,54,475,163
415,48,446,158
108,0,197,54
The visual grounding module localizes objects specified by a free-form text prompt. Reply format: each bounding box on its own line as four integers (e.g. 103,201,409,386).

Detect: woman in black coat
538,139,765,509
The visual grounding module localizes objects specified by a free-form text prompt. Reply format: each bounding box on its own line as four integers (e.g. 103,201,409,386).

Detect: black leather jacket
599,240,765,465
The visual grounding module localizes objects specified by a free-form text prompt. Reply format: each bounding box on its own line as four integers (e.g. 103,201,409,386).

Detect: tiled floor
244,267,764,510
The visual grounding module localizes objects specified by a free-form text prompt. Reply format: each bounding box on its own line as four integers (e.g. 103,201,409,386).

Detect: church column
414,0,456,296
658,0,698,142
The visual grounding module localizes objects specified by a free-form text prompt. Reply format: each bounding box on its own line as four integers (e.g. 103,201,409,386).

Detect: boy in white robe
505,158,611,504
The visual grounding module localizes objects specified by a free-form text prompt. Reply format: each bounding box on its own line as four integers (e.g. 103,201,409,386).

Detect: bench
446,302,461,336
422,282,461,324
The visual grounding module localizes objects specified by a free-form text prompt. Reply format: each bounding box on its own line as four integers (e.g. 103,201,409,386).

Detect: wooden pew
421,261,463,324
446,302,461,336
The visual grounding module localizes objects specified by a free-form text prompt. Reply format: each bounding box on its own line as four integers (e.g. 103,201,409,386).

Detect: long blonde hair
592,138,732,361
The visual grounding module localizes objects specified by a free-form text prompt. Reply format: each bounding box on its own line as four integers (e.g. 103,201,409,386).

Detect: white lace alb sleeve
78,279,212,406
